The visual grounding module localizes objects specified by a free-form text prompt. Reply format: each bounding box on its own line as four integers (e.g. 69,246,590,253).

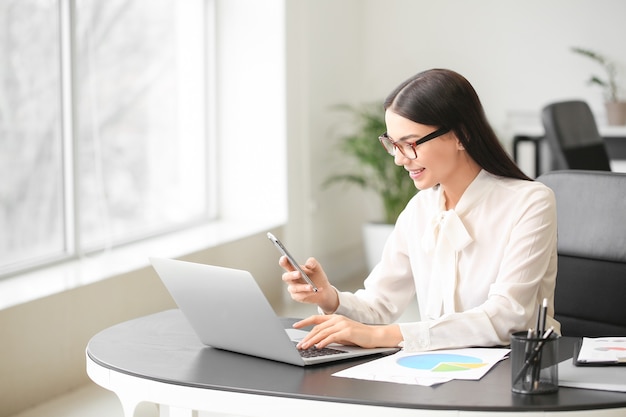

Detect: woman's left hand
292,314,402,350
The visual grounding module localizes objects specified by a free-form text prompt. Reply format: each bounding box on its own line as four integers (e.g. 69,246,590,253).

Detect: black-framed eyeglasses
378,127,450,160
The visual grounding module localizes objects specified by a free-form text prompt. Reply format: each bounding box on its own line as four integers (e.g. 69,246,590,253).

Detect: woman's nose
394,151,410,166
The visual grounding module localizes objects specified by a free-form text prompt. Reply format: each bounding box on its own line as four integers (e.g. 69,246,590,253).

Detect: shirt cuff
398,321,431,351
316,286,343,315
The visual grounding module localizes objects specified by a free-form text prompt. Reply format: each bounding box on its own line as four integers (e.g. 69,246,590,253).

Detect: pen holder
511,330,559,394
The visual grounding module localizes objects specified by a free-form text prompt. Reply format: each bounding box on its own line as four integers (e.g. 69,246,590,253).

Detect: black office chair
538,170,626,337
541,100,612,171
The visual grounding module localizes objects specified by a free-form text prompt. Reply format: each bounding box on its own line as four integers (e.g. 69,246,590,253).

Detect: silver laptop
150,257,397,366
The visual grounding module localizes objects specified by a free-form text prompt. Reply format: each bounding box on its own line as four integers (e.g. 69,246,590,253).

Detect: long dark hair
384,69,531,181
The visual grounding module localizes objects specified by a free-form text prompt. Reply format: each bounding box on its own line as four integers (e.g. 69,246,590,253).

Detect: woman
280,68,559,351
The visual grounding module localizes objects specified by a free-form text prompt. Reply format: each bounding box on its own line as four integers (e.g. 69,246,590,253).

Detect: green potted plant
324,102,417,270
571,46,626,125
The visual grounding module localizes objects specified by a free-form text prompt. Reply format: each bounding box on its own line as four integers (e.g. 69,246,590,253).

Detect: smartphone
267,232,318,292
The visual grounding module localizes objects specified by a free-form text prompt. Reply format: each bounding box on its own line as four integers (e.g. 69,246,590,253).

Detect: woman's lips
409,168,425,180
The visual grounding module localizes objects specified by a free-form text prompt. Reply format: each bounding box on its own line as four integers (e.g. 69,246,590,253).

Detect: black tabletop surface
87,309,626,412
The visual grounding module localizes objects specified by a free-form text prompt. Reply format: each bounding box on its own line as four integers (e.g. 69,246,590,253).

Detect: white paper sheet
577,337,626,364
333,348,510,387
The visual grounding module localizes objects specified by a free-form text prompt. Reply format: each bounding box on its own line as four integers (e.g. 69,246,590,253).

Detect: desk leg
115,394,141,417
159,405,197,417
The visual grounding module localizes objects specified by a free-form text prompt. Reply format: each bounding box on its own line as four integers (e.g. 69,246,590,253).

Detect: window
0,0,212,277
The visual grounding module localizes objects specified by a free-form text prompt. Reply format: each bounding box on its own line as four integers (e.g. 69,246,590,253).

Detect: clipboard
573,338,626,367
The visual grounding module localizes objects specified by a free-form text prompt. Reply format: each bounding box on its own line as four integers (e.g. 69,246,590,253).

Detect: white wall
216,0,288,224
285,0,626,285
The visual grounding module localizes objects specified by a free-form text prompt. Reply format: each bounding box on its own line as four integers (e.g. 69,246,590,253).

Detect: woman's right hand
279,256,339,314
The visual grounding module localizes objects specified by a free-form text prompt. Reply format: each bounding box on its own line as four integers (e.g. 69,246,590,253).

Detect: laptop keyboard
294,341,347,358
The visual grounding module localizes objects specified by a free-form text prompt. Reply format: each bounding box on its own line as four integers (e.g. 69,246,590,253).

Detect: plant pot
362,222,394,272
605,101,626,126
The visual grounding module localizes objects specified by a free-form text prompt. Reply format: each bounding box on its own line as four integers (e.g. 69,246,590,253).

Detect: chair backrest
538,170,626,336
541,100,612,171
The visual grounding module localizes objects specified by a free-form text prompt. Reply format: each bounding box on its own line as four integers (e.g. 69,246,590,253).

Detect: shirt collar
443,169,496,216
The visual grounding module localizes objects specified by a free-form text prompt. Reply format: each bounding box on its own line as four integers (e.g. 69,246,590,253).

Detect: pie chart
397,353,487,372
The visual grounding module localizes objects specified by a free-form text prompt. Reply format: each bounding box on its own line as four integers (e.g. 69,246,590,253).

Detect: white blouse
333,170,560,351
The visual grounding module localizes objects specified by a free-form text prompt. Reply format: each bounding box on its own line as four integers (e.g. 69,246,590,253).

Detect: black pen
529,299,548,388
539,298,548,337
513,326,555,385
535,300,545,337
535,305,542,337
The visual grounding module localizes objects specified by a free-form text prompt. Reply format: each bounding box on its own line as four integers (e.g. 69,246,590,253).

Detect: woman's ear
454,127,469,151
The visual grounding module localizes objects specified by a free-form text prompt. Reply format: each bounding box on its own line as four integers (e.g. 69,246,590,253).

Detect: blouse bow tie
421,210,473,320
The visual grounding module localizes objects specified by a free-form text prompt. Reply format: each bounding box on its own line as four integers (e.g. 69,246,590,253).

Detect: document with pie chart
577,337,626,364
333,348,510,386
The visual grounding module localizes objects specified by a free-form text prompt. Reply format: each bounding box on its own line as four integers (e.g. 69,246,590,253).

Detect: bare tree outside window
0,0,64,271
0,0,209,277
